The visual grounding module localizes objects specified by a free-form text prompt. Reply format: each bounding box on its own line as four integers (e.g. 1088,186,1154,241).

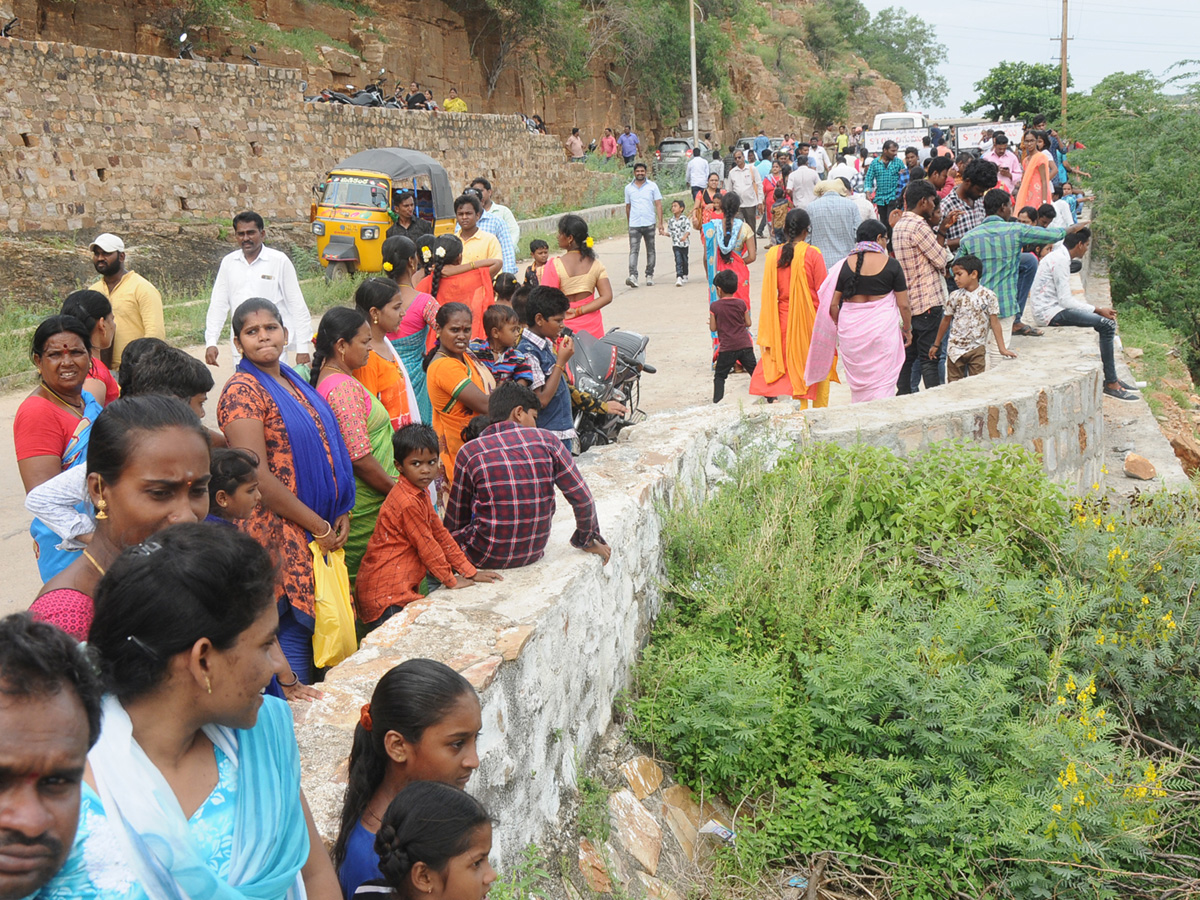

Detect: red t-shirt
13,396,87,462
89,358,120,405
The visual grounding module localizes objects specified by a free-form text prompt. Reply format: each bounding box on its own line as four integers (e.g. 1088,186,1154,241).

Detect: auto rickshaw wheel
325,261,353,283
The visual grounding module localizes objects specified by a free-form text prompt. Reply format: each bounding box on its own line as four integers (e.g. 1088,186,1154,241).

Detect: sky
886,0,1200,118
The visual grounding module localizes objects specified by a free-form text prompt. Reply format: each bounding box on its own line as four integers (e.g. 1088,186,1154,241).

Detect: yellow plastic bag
310,542,357,669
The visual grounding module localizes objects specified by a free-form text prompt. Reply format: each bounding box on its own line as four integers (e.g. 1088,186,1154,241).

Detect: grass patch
1117,306,1192,419
576,773,611,843
0,273,358,384
486,845,552,900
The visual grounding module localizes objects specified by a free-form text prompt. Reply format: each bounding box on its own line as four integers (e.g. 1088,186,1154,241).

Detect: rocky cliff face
4,0,903,146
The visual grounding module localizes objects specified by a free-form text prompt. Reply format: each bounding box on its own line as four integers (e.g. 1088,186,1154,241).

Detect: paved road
0,228,851,614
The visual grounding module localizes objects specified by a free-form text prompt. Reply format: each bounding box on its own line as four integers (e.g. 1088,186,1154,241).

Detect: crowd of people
646,118,1123,407
7,172,632,896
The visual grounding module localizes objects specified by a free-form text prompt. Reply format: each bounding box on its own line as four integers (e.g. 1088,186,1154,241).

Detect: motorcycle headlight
361,226,379,240
311,221,325,236
578,374,605,397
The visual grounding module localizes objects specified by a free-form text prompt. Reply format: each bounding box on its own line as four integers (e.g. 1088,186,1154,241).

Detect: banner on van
864,127,928,153
956,122,1024,149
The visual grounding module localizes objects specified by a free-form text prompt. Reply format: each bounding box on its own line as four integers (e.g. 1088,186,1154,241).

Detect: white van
872,112,929,130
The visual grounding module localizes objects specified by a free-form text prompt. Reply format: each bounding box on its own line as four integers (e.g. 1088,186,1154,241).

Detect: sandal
1012,323,1044,337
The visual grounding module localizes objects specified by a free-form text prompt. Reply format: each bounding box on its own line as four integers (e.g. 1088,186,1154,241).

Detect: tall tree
963,61,1065,120
854,8,948,107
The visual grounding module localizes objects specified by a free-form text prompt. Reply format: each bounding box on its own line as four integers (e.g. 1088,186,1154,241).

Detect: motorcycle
177,32,198,60
2,17,18,37
566,327,655,453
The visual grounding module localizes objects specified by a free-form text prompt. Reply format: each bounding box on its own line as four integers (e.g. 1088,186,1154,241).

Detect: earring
205,676,212,695
95,499,108,521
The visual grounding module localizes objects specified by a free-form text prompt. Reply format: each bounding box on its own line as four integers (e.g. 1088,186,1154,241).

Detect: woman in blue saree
14,316,105,581
702,192,757,362
33,523,341,900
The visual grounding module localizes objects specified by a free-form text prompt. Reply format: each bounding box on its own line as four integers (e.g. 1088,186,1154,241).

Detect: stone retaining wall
295,322,1109,865
0,36,616,233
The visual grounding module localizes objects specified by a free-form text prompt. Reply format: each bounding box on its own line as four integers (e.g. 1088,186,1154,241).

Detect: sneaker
1117,379,1141,392
645,275,654,286
682,275,689,284
625,275,638,288
675,276,683,287
1104,386,1140,402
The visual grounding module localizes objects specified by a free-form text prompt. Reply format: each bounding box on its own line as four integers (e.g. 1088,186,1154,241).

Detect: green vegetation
630,442,1200,898
1067,69,1200,374
577,773,611,842
963,61,1067,120
0,264,357,384
803,79,849,130
487,845,552,900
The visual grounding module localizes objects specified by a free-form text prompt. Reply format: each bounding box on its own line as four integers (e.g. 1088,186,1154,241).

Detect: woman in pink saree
804,220,912,403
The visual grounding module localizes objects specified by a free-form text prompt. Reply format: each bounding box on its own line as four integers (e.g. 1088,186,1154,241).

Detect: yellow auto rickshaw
310,148,456,280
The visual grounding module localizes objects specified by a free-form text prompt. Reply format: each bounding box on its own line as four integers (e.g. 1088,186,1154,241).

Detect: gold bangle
314,520,333,539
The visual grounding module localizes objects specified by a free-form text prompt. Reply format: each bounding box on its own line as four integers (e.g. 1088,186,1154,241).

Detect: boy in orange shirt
355,424,501,628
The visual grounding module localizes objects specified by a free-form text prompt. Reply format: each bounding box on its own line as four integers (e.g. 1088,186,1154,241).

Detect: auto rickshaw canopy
330,148,455,221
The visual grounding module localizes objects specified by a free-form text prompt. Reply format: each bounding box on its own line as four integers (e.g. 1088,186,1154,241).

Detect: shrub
631,443,1200,897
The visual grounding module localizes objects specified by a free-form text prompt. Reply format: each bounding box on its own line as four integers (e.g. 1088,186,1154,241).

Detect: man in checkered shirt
940,157,998,254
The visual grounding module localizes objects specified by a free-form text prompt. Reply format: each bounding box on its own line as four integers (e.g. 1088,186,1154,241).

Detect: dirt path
0,230,851,614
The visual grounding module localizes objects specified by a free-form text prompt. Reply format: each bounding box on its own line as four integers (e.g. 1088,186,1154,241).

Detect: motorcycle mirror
249,44,257,53
299,80,308,92
179,32,188,42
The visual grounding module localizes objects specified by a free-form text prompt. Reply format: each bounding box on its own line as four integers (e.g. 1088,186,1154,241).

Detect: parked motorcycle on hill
177,32,199,60
3,17,18,37
566,327,655,453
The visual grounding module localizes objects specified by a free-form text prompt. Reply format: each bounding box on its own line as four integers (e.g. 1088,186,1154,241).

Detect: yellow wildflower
1052,803,1062,813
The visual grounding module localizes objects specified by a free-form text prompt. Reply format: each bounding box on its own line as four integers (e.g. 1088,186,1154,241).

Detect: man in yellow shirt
454,195,503,273
443,88,468,113
86,233,166,368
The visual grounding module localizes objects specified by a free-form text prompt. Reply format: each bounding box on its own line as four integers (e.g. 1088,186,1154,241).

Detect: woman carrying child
694,171,727,226
353,278,422,429
749,209,838,407
537,215,613,340
29,395,210,642
333,659,487,897
805,219,911,403
417,234,501,341
382,236,439,423
312,307,400,583
703,193,757,360
423,303,494,487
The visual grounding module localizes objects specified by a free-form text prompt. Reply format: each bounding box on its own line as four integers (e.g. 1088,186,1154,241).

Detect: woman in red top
13,316,105,580
61,289,119,405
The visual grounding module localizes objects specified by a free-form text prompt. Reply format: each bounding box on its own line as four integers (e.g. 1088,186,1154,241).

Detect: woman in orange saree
749,209,837,407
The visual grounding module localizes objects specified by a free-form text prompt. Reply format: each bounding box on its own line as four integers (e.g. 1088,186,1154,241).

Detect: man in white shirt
828,153,857,184
686,147,711,201
724,149,764,228
204,211,311,366
807,139,831,176
470,176,521,247
786,156,820,209
1029,227,1137,401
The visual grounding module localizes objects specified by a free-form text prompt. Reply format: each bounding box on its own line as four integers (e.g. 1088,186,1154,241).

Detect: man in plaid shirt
940,158,997,253
893,180,954,393
863,140,906,222
446,382,610,569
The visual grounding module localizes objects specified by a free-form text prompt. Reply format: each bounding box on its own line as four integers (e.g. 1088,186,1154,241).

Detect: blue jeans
1048,307,1118,384
1015,252,1038,324
673,246,689,277
628,225,656,277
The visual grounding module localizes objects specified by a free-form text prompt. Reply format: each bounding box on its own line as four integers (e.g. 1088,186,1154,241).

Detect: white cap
89,233,125,254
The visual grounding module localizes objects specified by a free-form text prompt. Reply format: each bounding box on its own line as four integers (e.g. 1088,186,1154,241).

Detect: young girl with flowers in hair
537,214,613,339
333,660,484,898
381,235,439,423
417,235,500,341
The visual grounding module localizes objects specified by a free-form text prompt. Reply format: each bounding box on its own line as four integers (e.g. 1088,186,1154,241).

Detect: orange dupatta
417,268,495,341
756,243,837,392
1015,152,1051,212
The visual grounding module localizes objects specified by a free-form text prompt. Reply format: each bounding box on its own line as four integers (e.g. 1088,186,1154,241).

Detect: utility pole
1059,0,1069,125
689,0,699,149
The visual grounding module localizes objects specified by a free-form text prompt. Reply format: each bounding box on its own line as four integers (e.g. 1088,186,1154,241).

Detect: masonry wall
0,36,611,233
